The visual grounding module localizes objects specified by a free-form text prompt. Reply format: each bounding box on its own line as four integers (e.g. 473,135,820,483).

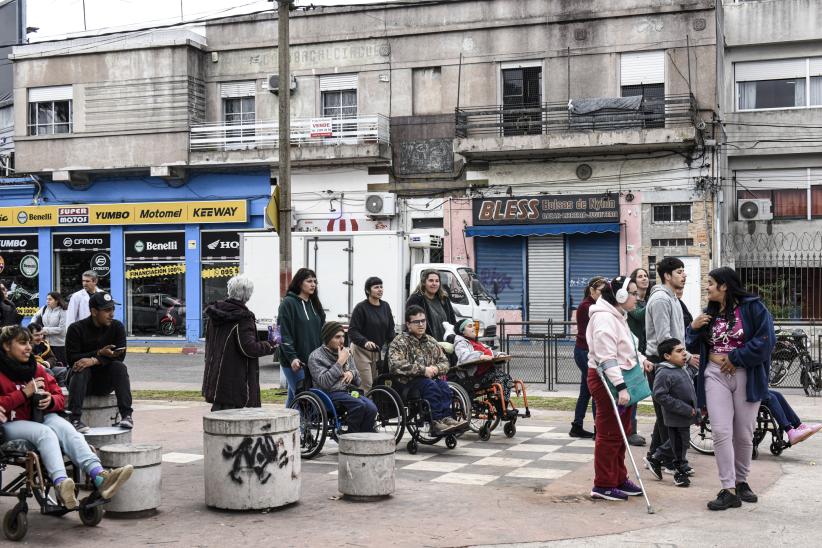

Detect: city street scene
0,0,821,546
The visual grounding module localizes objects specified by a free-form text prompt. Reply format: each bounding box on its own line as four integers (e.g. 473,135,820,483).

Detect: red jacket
0,363,65,421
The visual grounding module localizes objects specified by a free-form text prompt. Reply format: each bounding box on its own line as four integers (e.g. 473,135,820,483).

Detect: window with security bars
651,238,694,247
28,100,72,135
502,67,542,136
653,203,692,223
621,83,665,128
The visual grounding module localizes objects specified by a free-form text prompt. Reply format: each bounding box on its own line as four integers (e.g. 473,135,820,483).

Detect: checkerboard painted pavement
302,421,595,487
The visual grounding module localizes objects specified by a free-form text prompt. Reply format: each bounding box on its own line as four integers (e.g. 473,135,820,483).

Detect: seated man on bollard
65,292,134,433
388,305,467,436
307,321,378,433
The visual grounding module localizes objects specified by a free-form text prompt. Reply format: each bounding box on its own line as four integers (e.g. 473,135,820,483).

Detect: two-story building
6,0,719,341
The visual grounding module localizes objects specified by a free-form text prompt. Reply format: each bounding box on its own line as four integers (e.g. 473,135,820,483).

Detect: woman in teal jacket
278,268,325,406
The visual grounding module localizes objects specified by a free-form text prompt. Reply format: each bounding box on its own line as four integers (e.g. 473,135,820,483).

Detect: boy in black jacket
645,337,697,487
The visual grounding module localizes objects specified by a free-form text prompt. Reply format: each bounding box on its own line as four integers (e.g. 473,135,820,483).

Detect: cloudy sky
26,0,388,41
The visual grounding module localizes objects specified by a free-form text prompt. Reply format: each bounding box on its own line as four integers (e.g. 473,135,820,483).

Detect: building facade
8,0,720,340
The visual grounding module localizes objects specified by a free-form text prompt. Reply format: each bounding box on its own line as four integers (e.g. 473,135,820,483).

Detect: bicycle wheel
802,363,822,397
689,418,714,455
770,343,794,386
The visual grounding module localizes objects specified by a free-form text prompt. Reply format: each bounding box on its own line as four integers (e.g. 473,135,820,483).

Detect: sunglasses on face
409,319,427,326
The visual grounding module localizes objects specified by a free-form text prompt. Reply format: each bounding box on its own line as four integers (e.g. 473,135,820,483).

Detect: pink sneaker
787,425,813,446
800,423,822,435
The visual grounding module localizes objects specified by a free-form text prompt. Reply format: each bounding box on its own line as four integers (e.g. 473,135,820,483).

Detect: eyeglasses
409,319,427,326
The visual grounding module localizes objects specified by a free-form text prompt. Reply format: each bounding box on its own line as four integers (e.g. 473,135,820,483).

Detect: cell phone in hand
113,347,127,352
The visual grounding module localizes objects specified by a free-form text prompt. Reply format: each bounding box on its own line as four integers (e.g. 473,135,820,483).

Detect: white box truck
240,230,497,342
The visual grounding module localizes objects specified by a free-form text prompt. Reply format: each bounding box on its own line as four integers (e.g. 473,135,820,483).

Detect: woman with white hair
202,275,276,411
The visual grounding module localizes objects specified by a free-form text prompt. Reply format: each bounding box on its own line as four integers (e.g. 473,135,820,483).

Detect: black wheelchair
0,430,108,542
289,368,406,459
689,403,790,459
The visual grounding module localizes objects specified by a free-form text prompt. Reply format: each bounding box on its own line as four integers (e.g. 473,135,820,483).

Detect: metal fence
498,318,820,390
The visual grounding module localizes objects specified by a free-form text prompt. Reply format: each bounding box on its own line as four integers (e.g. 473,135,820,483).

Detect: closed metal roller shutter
567,233,620,314
527,236,565,328
320,73,358,91
735,59,806,82
28,85,73,102
620,51,664,86
220,81,256,98
735,169,808,190
474,237,525,311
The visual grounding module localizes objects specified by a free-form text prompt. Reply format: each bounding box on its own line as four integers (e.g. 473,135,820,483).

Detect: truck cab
409,263,497,344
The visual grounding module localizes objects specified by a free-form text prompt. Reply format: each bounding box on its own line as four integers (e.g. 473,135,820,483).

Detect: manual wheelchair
289,369,406,459
689,402,791,459
446,356,531,441
0,433,108,542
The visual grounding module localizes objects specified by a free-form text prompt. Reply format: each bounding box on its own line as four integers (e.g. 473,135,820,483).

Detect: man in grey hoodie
644,257,688,471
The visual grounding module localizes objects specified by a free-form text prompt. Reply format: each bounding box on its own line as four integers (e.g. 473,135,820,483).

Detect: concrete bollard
84,426,132,449
203,408,300,510
99,443,162,517
82,394,120,428
338,433,395,501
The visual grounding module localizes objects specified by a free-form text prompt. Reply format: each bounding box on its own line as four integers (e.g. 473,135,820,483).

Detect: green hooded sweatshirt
277,291,325,368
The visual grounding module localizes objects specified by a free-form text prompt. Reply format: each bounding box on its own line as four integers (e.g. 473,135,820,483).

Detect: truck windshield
458,268,493,301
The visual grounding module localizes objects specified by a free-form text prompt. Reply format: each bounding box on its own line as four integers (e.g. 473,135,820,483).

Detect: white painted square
511,425,556,433
567,439,596,448
403,460,467,473
539,452,594,463
328,470,338,476
506,468,570,480
162,452,203,464
431,472,498,486
472,456,533,467
506,444,562,454
536,432,573,440
445,446,502,457
394,452,436,462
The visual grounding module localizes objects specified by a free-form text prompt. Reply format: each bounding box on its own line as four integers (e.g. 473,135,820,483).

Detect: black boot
569,422,595,438
736,482,758,503
707,489,742,511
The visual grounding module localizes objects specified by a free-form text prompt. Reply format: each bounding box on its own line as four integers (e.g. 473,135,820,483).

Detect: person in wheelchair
388,306,467,435
453,319,513,401
764,389,822,446
307,322,378,433
0,325,133,510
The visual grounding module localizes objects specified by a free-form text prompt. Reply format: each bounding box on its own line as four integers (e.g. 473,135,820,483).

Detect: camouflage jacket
388,332,450,381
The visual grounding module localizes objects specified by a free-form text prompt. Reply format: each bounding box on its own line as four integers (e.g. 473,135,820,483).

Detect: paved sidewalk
7,400,818,547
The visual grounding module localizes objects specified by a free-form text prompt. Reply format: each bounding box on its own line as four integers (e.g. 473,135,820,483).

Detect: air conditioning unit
268,74,297,95
409,234,443,249
738,198,773,221
365,193,396,217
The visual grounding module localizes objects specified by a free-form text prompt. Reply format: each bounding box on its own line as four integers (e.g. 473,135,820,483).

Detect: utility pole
277,0,293,297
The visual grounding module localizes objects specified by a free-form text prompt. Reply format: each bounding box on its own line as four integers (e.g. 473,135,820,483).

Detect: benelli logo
17,211,52,223
0,240,27,248
95,211,130,220
134,240,177,252
192,206,238,218
139,208,183,220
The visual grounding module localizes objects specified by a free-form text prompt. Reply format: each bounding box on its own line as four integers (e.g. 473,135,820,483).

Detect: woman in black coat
405,269,457,341
202,275,276,411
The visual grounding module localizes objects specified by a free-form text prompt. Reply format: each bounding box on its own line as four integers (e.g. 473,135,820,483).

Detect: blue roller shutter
567,232,620,317
474,236,525,311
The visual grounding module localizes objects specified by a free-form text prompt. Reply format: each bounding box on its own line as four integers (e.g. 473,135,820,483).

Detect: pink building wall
444,198,474,266
620,191,643,276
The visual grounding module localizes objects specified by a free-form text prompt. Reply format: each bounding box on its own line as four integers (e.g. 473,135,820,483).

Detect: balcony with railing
454,94,699,159
189,114,390,165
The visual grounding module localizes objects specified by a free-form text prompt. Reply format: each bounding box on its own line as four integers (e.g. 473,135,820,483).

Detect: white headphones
614,276,630,304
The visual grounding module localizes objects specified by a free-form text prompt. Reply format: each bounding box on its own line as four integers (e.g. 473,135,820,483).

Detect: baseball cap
89,292,119,310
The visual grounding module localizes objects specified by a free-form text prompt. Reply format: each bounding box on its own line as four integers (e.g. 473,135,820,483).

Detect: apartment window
736,58,822,110
621,51,665,128
651,238,694,247
320,74,358,119
502,66,542,136
220,81,256,144
739,189,807,220
653,203,692,223
0,106,11,130
27,86,73,135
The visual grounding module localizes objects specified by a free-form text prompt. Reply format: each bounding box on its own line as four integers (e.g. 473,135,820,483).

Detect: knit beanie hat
321,321,344,345
364,276,383,296
456,318,473,335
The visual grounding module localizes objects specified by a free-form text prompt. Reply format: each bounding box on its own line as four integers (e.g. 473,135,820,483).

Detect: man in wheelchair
306,321,378,433
388,306,468,435
0,325,132,510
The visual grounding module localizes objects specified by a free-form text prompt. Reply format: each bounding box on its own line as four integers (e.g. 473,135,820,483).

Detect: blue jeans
2,413,101,482
405,377,453,421
329,391,378,433
573,347,596,425
280,365,305,407
765,390,800,431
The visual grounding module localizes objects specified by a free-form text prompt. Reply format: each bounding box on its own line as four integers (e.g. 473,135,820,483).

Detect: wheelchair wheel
504,421,516,438
290,392,328,459
447,382,472,438
689,418,714,455
78,504,104,527
770,440,785,456
478,424,492,441
406,439,418,455
3,506,27,542
366,386,406,445
445,434,458,449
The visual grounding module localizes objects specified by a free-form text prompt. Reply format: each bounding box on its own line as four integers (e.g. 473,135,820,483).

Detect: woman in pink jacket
586,276,654,501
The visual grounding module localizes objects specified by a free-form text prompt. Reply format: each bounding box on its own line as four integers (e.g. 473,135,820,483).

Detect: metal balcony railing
189,114,390,151
455,94,697,138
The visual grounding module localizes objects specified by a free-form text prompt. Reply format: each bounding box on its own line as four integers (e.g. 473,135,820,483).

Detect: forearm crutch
596,365,654,514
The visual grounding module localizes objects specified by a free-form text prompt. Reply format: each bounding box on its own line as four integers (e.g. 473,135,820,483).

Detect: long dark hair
705,267,755,331
630,267,652,300
287,268,324,316
47,291,67,310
